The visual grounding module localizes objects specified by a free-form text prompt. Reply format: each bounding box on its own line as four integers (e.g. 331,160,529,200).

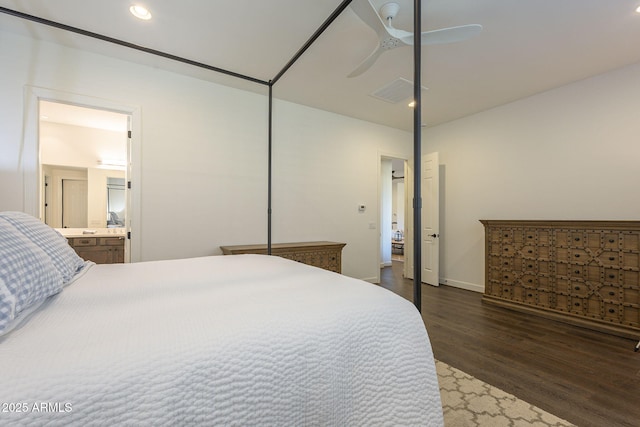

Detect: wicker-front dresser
480,220,640,339
220,241,346,274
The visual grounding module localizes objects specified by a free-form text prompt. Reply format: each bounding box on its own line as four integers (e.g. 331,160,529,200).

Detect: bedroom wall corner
271,99,412,281
423,61,640,293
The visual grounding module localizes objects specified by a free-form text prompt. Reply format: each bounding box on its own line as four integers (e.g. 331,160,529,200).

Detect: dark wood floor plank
379,262,640,427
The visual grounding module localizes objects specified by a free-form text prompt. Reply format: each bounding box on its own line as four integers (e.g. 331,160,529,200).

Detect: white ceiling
40,101,128,132
2,0,640,131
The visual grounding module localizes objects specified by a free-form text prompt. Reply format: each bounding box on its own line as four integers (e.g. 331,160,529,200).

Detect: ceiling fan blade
348,45,384,78
350,0,390,38
400,24,483,46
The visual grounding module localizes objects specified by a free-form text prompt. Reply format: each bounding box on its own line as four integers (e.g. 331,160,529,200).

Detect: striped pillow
0,217,64,336
0,212,86,284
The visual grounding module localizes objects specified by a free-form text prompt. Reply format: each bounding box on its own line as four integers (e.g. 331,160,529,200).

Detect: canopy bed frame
0,0,426,310
0,3,448,425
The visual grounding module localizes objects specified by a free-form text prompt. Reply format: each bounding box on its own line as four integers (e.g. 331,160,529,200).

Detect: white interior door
404,158,414,279
422,152,439,286
62,179,88,228
125,115,132,262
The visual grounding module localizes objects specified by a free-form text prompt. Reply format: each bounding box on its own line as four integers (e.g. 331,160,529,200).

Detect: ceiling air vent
369,77,428,104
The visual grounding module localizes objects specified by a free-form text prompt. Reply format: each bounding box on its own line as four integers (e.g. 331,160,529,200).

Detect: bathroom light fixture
130,5,152,20
408,100,416,108
98,159,127,169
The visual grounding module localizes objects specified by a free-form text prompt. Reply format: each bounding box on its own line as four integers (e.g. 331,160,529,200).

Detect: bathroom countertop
56,228,126,238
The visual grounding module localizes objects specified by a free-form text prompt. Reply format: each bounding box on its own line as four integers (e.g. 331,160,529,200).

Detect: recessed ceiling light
408,100,416,108
130,5,152,20
636,6,640,13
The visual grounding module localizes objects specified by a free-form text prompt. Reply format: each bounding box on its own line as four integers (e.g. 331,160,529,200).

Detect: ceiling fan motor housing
380,2,400,22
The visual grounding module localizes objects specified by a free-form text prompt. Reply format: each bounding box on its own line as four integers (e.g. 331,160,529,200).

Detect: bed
0,211,443,426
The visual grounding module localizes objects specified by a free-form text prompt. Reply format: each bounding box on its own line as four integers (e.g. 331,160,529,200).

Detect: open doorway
379,154,411,282
390,159,406,263
39,100,131,261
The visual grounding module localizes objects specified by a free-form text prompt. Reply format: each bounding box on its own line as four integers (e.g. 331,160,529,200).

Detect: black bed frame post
268,82,273,256
412,0,423,312
268,0,353,256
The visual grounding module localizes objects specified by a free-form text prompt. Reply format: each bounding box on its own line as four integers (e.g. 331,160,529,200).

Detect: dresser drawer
599,286,620,303
520,245,536,258
101,237,125,246
70,237,97,246
599,251,620,267
602,303,621,322
603,233,619,249
556,278,590,297
513,257,535,271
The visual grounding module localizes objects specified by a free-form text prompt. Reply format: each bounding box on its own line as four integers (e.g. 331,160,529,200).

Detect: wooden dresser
220,241,346,273
480,220,640,339
68,236,125,264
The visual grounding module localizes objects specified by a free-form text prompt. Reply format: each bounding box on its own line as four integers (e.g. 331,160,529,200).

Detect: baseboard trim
380,262,392,268
441,278,484,293
362,276,379,284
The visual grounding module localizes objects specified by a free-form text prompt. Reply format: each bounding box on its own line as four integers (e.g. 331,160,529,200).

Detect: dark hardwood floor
380,261,640,427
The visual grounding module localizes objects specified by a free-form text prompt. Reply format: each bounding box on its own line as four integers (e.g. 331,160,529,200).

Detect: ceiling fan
348,0,482,77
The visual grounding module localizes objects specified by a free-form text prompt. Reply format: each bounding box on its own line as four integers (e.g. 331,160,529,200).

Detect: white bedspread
0,255,443,426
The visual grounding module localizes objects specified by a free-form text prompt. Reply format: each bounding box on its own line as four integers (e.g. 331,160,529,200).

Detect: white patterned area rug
435,360,576,427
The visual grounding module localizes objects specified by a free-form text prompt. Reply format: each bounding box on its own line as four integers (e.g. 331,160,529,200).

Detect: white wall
0,29,412,280
424,61,640,292
270,102,412,280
